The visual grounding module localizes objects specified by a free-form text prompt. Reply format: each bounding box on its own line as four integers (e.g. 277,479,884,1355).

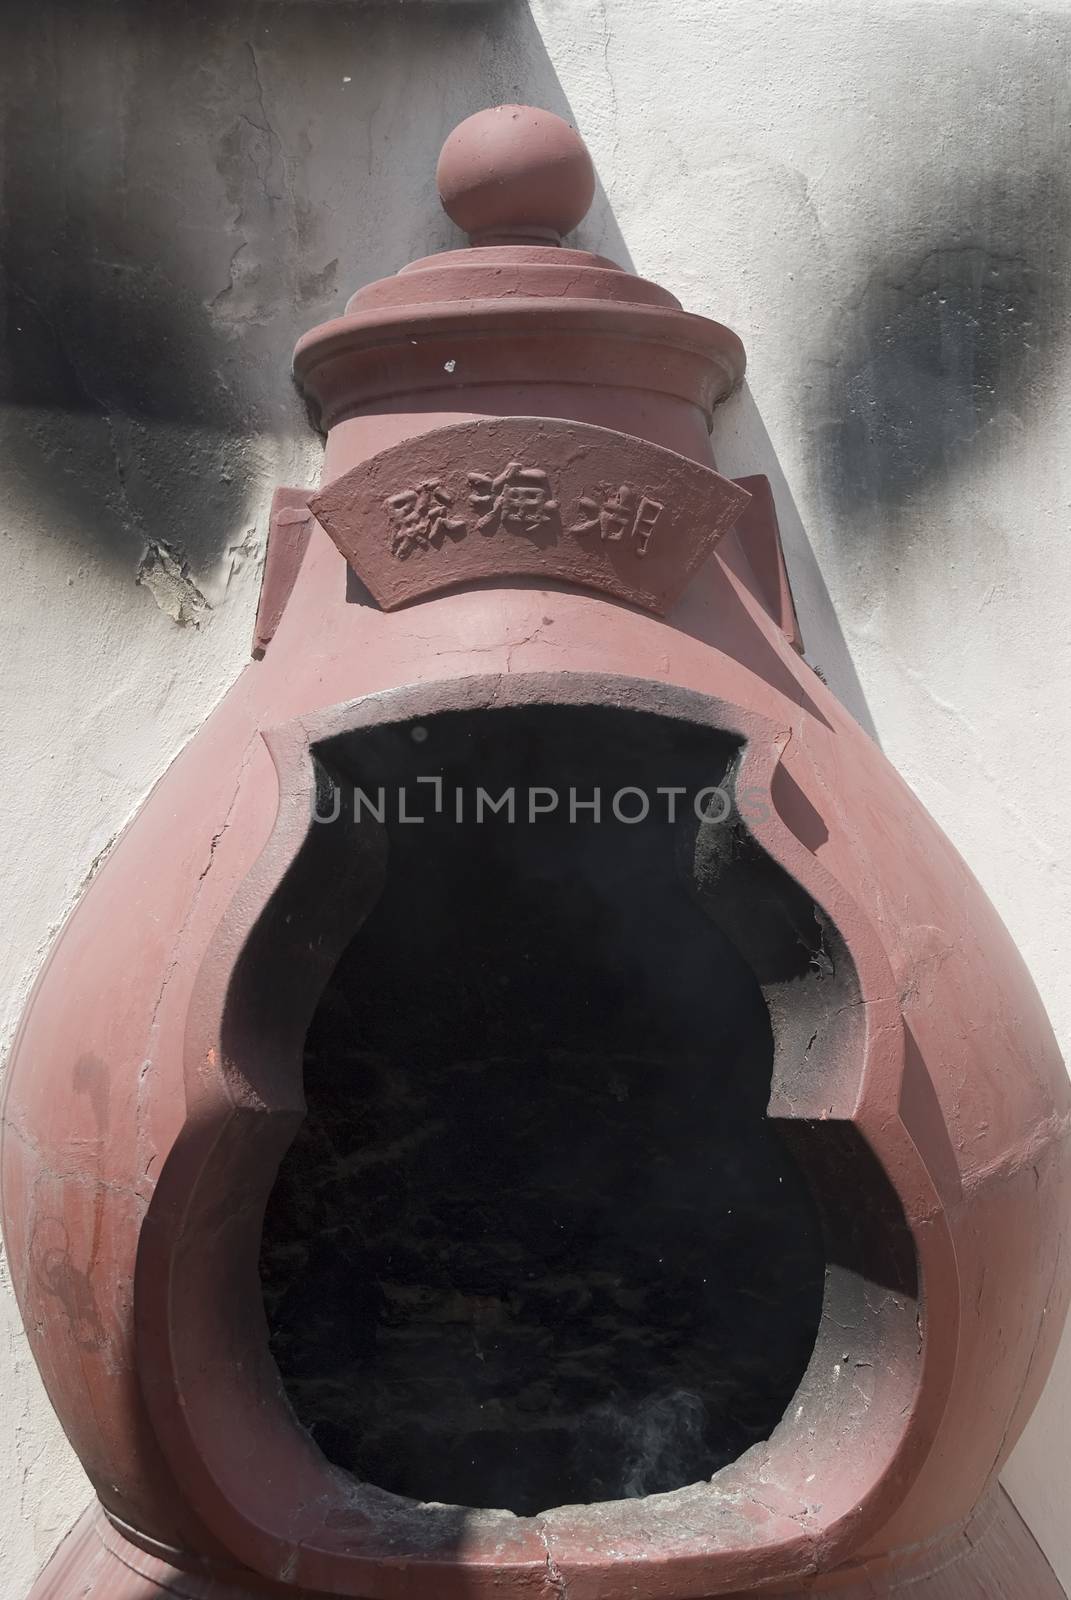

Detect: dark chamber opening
259,703,827,1515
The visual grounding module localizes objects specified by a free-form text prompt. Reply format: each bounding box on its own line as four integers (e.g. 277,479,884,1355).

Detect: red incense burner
4,106,1069,1600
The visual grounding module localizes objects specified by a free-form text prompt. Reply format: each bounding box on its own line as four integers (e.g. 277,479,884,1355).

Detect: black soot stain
813,169,1071,520
0,0,610,586
0,1,310,578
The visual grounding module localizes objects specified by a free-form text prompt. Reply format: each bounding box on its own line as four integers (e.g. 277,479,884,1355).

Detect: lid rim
294,298,746,381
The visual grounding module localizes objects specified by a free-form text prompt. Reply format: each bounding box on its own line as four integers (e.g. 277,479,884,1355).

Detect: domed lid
293,106,745,431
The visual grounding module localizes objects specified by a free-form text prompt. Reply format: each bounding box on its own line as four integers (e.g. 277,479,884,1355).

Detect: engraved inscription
384,462,671,563
384,481,466,560
468,463,559,541
310,417,752,614
569,484,665,557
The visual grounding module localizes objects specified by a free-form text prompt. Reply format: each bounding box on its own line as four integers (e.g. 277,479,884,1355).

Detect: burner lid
293,105,745,432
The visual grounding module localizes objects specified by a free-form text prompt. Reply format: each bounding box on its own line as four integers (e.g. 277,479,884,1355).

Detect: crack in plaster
596,0,620,179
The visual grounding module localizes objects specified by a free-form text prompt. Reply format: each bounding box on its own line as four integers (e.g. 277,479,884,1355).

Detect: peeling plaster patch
135,543,211,627
299,258,340,308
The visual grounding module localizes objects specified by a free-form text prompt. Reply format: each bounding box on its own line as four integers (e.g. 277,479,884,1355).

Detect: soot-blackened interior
259,705,826,1515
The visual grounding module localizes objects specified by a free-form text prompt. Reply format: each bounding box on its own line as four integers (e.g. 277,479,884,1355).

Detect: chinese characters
569,483,664,557
468,462,559,539
383,463,664,560
384,481,465,560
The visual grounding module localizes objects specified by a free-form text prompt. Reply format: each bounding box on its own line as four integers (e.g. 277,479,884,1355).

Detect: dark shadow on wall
0,0,871,737
811,166,1071,526
0,0,629,583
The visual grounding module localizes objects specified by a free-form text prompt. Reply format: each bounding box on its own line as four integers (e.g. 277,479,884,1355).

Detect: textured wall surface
1,0,1069,1592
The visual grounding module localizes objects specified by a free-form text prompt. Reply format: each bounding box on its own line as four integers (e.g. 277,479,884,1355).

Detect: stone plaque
309,417,751,614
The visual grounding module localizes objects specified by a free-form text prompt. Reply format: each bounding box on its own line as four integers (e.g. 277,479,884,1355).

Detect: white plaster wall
1,0,1069,1591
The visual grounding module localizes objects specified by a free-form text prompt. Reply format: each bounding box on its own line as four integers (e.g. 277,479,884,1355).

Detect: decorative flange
293,108,745,434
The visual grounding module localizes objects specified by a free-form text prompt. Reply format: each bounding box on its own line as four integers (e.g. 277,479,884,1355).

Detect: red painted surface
731,475,804,654
252,489,314,657
3,106,1068,1598
436,104,595,244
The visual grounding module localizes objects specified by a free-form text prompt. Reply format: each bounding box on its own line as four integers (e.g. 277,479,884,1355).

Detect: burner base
26,1490,1065,1600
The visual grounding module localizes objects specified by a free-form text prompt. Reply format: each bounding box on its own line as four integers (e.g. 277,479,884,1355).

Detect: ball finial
436,104,596,245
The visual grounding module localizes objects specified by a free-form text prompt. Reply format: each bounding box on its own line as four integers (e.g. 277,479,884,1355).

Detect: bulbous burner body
4,105,1068,1600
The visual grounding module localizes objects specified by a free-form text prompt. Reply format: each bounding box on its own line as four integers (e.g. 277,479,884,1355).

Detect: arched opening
258,703,834,1514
